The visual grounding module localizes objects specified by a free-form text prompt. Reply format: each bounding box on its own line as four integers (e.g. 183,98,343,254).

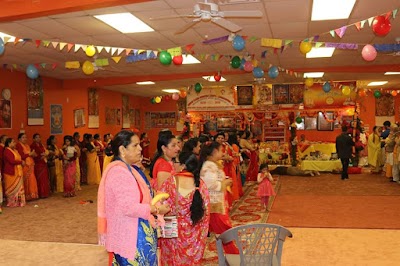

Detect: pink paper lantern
172,93,180,101
361,44,377,62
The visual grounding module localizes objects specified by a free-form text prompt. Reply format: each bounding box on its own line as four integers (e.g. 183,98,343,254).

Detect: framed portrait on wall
216,117,236,131
0,99,12,129
236,85,253,105
317,111,334,131
273,84,289,104
50,104,63,134
74,108,85,128
304,117,317,130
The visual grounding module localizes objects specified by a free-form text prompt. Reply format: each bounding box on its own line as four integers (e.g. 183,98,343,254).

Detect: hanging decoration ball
232,35,245,51
172,55,183,65
342,85,351,96
243,61,254,72
251,59,258,67
164,94,171,101
361,44,377,61
295,116,303,124
358,89,366,97
374,90,382,98
85,45,96,57
230,56,241,69
299,41,312,55
179,90,187,98
150,98,156,104
194,82,203,93
372,15,392,37
82,61,94,75
391,90,398,97
214,73,222,82
304,78,314,87
0,38,5,55
159,51,172,65
239,58,246,70
322,82,331,93
26,64,39,79
154,96,162,103
268,66,279,79
253,67,264,78
172,93,180,101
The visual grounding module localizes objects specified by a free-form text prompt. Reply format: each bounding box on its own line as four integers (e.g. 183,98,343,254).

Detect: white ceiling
1,0,400,97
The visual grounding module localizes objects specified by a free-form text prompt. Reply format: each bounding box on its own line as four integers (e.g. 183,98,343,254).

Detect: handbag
158,175,179,238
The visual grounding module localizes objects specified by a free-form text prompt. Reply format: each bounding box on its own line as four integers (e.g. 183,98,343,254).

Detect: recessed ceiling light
306,47,335,58
384,72,400,75
202,76,226,82
182,55,201,64
136,81,155,85
311,0,356,21
162,89,180,93
303,72,324,78
94,13,154,33
368,81,388,86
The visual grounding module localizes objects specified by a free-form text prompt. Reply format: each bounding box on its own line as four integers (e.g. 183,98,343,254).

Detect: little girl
257,163,276,211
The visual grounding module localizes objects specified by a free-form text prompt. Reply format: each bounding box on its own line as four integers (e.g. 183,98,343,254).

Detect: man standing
336,126,355,180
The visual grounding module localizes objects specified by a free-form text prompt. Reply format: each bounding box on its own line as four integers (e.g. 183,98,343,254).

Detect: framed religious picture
0,99,12,129
88,88,99,128
216,117,236,131
236,85,253,105
273,84,289,104
289,84,304,104
27,76,44,125
50,104,63,134
304,117,317,130
74,108,85,128
317,111,334,131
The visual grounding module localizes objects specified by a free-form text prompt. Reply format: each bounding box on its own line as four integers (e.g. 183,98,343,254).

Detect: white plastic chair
216,223,293,266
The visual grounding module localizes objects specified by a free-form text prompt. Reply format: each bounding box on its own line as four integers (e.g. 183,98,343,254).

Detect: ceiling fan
151,0,262,34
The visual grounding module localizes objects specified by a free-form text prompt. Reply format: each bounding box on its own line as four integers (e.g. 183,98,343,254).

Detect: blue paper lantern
252,67,264,78
323,82,331,93
0,38,4,55
232,35,245,51
268,66,279,79
26,64,39,79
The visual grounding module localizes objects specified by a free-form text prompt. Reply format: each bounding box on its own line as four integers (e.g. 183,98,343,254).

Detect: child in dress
257,163,276,211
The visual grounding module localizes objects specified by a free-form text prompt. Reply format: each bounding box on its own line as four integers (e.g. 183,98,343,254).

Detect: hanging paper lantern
86,45,96,57
154,96,162,103
322,82,331,92
391,90,398,97
358,89,366,97
214,73,222,82
82,61,94,75
159,51,172,65
26,64,39,79
372,16,392,37
179,90,187,98
299,41,312,55
267,66,278,79
361,44,377,61
304,78,314,87
194,83,202,93
295,117,302,124
172,93,180,100
232,35,245,51
230,56,241,69
172,55,183,65
342,85,351,96
373,90,382,98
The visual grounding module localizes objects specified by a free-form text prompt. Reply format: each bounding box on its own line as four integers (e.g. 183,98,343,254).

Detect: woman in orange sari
3,138,26,207
16,133,39,201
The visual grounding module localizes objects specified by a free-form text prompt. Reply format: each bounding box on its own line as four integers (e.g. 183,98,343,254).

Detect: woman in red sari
62,135,77,197
3,138,26,207
30,133,50,198
240,131,259,182
16,133,39,201
140,132,151,167
159,152,210,265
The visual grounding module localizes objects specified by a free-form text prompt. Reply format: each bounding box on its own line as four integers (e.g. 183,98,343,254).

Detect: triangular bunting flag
315,42,324,48
393,9,398,18
35,40,41,47
205,54,210,60
138,49,145,54
74,44,82,53
42,41,50,47
104,47,111,53
51,42,59,49
334,26,347,38
125,49,132,55
385,11,392,20
67,43,74,52
40,63,46,69
367,17,374,26
3,36,11,43
284,40,293,46
313,35,320,42
81,45,87,51
117,48,124,56
355,22,361,31
111,47,118,55
97,46,104,53
52,63,58,70
273,48,278,54
249,36,258,43
241,36,248,40
360,20,366,28
261,50,267,58
330,30,335,37
185,44,195,52
14,37,20,45
12,64,17,69
219,55,224,60
34,63,40,69
280,46,284,53
59,42,67,50
111,57,121,63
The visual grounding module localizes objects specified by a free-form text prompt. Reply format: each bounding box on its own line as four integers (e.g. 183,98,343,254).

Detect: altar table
300,160,342,172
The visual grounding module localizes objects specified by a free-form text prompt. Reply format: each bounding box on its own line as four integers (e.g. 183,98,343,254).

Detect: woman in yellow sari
102,133,113,172
3,138,26,207
86,134,101,185
16,133,39,201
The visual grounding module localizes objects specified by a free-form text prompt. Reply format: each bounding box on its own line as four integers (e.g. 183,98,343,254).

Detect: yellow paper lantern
342,86,351,96
86,45,96,57
299,41,312,55
304,78,314,87
155,96,162,103
82,61,94,75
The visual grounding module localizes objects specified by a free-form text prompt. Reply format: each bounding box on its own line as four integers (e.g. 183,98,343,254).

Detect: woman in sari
62,135,77,197
16,133,38,201
30,133,50,198
103,133,114,172
240,130,259,182
159,151,210,266
86,134,101,185
3,137,26,207
368,126,383,173
94,134,105,174
46,135,58,193
98,130,170,265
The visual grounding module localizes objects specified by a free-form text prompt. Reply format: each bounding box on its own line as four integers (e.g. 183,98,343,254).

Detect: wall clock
2,88,11,100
